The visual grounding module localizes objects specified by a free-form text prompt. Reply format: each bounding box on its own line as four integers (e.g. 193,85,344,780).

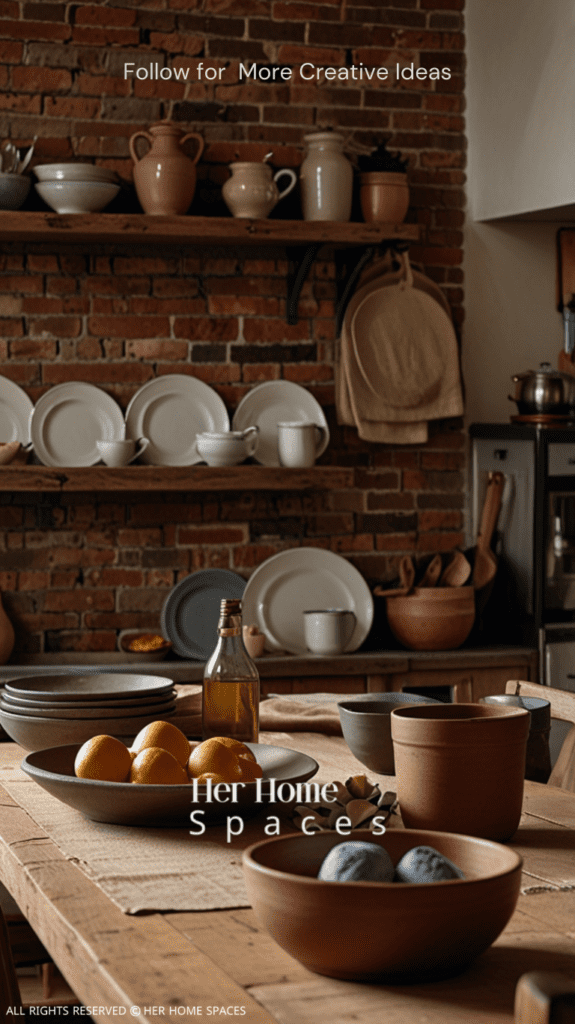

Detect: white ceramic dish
195,427,259,466
0,375,33,444
0,172,31,210
232,381,329,467
30,383,125,467
34,163,118,184
241,547,373,654
35,180,120,214
125,375,229,466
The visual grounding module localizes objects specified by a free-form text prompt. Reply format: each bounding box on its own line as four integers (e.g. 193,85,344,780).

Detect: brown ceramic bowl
118,631,172,662
337,692,441,775
385,586,475,650
243,827,522,983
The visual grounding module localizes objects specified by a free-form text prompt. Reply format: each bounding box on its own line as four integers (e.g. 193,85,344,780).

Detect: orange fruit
187,738,243,782
195,772,230,785
130,747,188,785
237,756,263,781
130,721,190,767
74,735,132,782
215,737,257,762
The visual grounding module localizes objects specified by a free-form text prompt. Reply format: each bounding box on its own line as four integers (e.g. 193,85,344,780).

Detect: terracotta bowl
243,827,522,983
385,586,475,650
118,631,172,662
337,692,441,775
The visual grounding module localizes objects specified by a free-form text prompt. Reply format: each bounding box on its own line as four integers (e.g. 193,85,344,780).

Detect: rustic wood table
0,734,574,1024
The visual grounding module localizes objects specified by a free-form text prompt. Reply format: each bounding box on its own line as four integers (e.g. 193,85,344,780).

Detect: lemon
130,747,189,785
130,720,190,767
74,735,132,782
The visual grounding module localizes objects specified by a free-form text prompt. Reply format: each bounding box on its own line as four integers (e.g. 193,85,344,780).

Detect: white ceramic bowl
0,173,31,210
196,427,259,467
34,163,118,184
35,180,120,214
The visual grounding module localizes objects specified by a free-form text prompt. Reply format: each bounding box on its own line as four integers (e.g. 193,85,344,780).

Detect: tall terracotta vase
129,120,204,216
0,593,15,664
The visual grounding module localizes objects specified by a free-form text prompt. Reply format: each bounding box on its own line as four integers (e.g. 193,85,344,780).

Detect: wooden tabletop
0,734,574,1024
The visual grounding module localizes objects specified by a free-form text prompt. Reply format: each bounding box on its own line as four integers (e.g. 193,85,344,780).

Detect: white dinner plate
30,383,124,467
125,375,229,466
241,547,373,654
232,381,329,466
0,375,33,444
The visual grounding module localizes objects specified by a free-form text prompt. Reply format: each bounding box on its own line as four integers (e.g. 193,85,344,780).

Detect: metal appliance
470,423,575,688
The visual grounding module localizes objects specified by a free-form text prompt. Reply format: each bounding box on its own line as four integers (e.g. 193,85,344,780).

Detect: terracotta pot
360,171,409,223
385,586,475,651
129,120,204,216
0,593,15,665
391,703,530,841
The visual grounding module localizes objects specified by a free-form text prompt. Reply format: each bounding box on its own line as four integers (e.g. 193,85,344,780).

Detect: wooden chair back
0,905,22,1019
505,680,575,792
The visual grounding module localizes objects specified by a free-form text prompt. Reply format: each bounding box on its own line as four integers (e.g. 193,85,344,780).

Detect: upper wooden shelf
1,464,353,493
0,211,420,247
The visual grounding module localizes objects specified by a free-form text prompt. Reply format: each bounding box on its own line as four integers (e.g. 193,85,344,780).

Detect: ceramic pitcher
129,120,204,216
299,132,353,222
222,162,297,219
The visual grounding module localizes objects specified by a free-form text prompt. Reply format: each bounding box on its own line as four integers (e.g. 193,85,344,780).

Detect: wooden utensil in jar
473,471,505,591
439,550,471,587
419,553,442,587
373,555,415,598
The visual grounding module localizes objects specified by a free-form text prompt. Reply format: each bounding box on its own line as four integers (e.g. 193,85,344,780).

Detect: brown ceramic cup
390,703,530,842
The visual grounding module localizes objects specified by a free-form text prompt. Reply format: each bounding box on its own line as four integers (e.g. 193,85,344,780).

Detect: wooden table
0,734,574,1024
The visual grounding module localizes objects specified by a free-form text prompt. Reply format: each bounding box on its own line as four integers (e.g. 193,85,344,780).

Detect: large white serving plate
232,381,329,466
0,375,33,444
30,383,124,467
241,548,373,655
21,743,320,826
125,375,229,466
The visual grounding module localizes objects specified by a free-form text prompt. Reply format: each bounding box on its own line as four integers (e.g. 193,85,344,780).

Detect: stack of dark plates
0,674,177,751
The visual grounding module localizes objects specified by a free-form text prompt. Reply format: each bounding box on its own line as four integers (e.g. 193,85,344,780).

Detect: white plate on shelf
30,383,124,467
125,375,229,466
241,547,373,655
232,381,329,466
0,375,33,444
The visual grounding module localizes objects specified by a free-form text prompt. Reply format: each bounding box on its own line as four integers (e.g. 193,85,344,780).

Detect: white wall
463,0,575,426
466,0,575,222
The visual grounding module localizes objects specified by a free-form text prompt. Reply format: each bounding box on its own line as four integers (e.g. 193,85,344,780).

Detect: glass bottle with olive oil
202,598,260,742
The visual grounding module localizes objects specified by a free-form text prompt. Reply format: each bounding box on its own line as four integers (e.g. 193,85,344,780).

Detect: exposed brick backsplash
0,1,465,654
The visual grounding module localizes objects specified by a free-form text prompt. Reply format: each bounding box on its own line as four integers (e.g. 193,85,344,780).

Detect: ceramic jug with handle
129,120,204,216
222,162,297,219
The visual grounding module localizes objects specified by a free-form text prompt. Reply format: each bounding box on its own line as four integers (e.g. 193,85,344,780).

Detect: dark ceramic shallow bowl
243,827,522,983
21,742,319,827
338,692,441,775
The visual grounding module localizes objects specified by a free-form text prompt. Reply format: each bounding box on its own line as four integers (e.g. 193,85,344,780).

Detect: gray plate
21,743,320,827
0,688,177,711
0,698,177,721
0,707,182,751
4,673,175,702
161,569,246,660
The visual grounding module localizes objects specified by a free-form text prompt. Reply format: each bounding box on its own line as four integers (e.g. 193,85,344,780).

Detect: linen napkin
170,686,344,737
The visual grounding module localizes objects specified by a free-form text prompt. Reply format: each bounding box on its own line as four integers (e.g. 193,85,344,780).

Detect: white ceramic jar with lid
299,131,353,222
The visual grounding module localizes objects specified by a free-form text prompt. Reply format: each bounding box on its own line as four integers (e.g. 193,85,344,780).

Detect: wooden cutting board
557,228,575,375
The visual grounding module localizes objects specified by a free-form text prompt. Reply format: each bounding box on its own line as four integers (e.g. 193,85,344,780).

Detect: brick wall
0,0,466,655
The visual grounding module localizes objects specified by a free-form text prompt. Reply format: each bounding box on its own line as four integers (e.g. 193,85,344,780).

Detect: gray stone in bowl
338,692,441,775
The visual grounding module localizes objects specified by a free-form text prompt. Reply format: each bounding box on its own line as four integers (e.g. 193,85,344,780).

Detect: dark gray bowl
21,742,319,827
338,692,442,775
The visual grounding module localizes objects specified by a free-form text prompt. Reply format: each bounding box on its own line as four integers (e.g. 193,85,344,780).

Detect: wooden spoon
439,550,471,587
373,555,415,598
419,554,442,587
473,471,505,591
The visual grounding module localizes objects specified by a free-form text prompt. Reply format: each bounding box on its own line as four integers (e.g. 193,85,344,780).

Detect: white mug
97,437,149,467
277,421,326,468
303,608,356,656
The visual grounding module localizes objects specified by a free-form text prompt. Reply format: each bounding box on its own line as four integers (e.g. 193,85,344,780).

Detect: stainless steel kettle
509,362,575,415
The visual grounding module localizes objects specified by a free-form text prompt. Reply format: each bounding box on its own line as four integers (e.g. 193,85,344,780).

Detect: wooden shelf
0,464,353,492
0,210,420,247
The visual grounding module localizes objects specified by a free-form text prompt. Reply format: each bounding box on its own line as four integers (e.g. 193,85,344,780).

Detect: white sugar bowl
195,427,259,467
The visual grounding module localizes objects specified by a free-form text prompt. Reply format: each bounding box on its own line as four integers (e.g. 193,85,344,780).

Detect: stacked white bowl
34,163,120,214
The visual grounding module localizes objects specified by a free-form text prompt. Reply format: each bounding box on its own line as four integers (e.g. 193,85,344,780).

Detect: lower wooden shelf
0,464,353,492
